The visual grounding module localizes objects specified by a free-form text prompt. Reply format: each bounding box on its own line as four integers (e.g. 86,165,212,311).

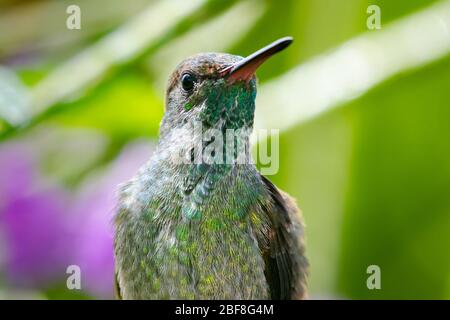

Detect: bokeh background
0,0,449,299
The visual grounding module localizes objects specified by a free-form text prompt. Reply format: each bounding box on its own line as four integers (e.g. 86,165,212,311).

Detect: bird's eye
181,73,196,92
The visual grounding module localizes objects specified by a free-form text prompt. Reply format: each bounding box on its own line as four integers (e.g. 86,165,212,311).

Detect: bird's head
160,37,293,138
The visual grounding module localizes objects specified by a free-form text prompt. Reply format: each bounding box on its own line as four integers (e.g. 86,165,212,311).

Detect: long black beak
221,37,293,83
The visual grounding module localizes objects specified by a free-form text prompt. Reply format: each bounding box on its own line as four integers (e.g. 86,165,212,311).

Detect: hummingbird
114,37,308,299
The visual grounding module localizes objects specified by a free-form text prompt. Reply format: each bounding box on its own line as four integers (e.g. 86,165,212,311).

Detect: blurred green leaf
337,56,450,299
48,72,164,140
373,0,441,22
44,284,93,300
0,66,31,126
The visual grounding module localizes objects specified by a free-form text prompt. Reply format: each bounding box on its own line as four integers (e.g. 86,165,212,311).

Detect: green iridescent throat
184,79,257,130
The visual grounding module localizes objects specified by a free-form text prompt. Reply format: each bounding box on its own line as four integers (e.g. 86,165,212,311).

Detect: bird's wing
258,175,308,299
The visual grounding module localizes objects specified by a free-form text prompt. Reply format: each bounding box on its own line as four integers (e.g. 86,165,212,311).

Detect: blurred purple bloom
0,135,152,299
2,188,74,286
0,144,74,286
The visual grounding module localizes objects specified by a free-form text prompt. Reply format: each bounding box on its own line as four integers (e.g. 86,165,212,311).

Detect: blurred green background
0,0,449,299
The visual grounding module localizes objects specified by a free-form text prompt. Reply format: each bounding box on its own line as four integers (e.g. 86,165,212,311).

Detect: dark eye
181,73,196,92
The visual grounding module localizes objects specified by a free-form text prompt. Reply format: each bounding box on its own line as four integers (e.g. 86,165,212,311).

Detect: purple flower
0,133,153,299
0,143,74,287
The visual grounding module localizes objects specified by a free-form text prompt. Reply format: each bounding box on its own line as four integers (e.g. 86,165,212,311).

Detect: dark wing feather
114,272,122,300
259,175,308,299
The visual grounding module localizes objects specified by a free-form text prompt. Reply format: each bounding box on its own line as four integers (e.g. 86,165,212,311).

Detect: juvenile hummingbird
114,37,308,299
